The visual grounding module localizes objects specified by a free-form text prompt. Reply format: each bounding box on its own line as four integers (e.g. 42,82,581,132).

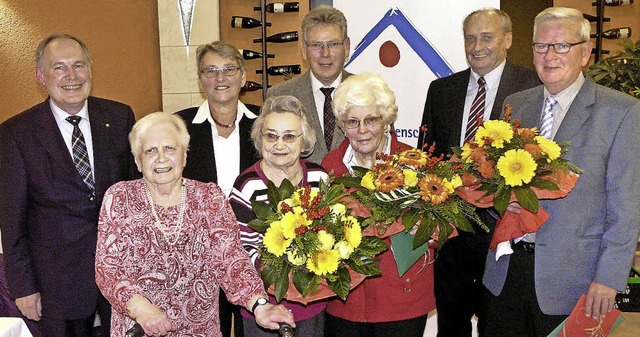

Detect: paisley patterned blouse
96,179,265,337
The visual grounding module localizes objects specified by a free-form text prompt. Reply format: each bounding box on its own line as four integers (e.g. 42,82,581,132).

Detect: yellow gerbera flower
374,165,404,192
450,174,463,189
475,120,514,148
330,203,346,216
397,149,428,168
287,249,306,266
342,215,362,248
361,172,376,191
280,212,311,239
334,240,354,259
307,250,340,276
403,169,419,187
418,174,450,205
534,136,561,162
263,223,291,257
461,143,473,162
317,230,335,251
497,149,538,186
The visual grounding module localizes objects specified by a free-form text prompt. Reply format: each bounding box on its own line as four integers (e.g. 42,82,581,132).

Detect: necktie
66,116,94,191
320,87,335,149
540,95,557,139
464,77,486,144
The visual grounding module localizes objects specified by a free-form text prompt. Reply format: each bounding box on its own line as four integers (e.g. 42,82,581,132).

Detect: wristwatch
252,297,268,314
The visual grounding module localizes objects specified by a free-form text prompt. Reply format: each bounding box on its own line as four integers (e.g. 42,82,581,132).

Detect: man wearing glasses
416,8,539,337
267,5,352,164
483,7,640,336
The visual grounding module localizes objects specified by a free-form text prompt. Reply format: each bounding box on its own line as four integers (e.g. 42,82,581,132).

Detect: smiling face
260,112,304,171
135,122,187,188
344,105,387,161
301,24,350,86
199,51,246,106
533,20,591,94
36,37,92,115
464,11,512,76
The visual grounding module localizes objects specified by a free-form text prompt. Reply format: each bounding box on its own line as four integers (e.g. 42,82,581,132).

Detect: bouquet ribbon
457,169,579,251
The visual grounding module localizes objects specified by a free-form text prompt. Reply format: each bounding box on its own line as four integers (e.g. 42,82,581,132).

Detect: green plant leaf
513,186,539,213
327,266,351,300
266,180,282,209
333,176,363,188
248,218,270,233
292,269,313,297
493,186,511,215
356,236,388,256
449,210,474,233
278,179,296,201
401,208,421,231
347,254,382,276
529,178,559,191
322,183,347,205
413,216,436,249
272,263,291,303
250,199,275,221
436,222,454,250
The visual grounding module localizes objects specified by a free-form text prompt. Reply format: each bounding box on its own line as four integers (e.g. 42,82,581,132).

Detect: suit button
89,195,95,201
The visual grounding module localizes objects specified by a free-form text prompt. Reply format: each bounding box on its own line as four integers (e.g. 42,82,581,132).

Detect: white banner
335,0,499,147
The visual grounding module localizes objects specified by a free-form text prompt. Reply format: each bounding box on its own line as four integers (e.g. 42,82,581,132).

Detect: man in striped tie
417,8,540,337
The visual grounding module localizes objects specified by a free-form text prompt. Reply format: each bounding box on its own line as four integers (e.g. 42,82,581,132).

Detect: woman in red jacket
321,73,435,336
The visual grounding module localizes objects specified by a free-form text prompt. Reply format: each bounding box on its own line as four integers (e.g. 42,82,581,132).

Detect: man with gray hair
483,7,640,336
267,5,352,164
417,8,539,336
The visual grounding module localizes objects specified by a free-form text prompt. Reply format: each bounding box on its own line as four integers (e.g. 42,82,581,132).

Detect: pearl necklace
144,180,187,246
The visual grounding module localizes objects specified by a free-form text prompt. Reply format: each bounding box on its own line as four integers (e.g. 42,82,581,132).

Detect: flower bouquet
335,147,486,252
248,179,387,304
452,106,582,250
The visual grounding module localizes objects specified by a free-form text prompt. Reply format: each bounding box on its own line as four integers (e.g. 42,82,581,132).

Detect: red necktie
464,77,486,144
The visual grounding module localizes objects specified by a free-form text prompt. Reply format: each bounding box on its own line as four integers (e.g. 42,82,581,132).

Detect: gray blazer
483,77,640,315
267,70,352,164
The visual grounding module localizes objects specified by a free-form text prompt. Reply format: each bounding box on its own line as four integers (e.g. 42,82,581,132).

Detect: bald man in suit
417,9,539,336
0,33,135,337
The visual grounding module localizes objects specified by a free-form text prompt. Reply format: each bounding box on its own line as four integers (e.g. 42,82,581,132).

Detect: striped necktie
66,116,95,191
320,87,335,149
464,77,486,144
540,95,557,139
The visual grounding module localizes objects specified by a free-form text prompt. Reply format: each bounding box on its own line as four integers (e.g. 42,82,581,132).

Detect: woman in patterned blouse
95,112,294,337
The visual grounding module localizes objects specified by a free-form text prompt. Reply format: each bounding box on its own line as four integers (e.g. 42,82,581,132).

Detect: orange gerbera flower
374,165,404,192
418,174,449,205
397,149,428,168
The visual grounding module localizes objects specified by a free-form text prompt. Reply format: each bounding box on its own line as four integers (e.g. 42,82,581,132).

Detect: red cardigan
321,135,436,322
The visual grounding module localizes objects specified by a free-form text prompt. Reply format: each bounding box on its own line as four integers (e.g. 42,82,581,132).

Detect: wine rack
220,0,309,105
584,0,636,62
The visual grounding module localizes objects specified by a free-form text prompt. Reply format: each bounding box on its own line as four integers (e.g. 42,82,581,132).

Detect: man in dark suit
483,7,640,336
416,8,539,337
267,5,352,164
0,33,135,337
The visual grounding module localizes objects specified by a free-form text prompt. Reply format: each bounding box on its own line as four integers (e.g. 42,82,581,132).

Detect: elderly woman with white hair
321,73,436,337
95,112,294,337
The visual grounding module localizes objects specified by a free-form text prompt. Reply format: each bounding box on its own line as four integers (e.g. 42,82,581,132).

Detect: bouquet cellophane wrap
457,169,579,250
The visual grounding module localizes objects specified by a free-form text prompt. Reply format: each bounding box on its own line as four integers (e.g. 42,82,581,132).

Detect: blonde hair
129,112,190,157
332,72,398,129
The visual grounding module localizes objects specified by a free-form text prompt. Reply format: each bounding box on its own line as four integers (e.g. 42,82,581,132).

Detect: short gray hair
35,33,92,68
129,112,190,158
251,96,316,157
533,7,590,42
301,5,348,41
332,72,398,129
463,8,512,35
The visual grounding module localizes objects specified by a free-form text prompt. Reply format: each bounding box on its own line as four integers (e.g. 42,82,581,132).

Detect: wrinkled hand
126,294,174,336
15,293,42,321
585,282,617,320
506,201,522,214
254,303,295,331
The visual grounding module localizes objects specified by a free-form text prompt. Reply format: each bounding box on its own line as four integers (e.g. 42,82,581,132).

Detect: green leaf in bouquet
350,166,369,178
266,180,282,209
332,176,363,188
292,269,314,297
413,215,437,250
356,236,388,256
272,263,292,303
493,186,511,215
248,218,270,234
322,183,347,205
436,221,454,250
280,179,297,202
529,177,559,191
448,208,474,233
402,208,422,231
347,253,382,276
250,199,276,221
327,265,351,300
298,272,322,299
260,255,285,289
513,186,539,213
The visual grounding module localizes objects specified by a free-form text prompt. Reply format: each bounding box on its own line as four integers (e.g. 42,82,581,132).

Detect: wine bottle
254,2,300,13
604,0,634,6
231,16,271,29
591,27,632,39
256,65,301,76
591,48,611,55
238,49,275,60
242,81,266,92
582,13,611,22
253,31,299,43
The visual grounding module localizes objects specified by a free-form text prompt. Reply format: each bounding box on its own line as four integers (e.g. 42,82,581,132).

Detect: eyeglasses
344,116,383,130
263,132,302,143
532,41,586,54
201,66,240,78
305,40,345,52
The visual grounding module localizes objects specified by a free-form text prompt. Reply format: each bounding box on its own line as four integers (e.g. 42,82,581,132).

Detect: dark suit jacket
0,97,135,319
175,103,260,183
417,62,540,156
484,78,640,315
266,70,352,164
